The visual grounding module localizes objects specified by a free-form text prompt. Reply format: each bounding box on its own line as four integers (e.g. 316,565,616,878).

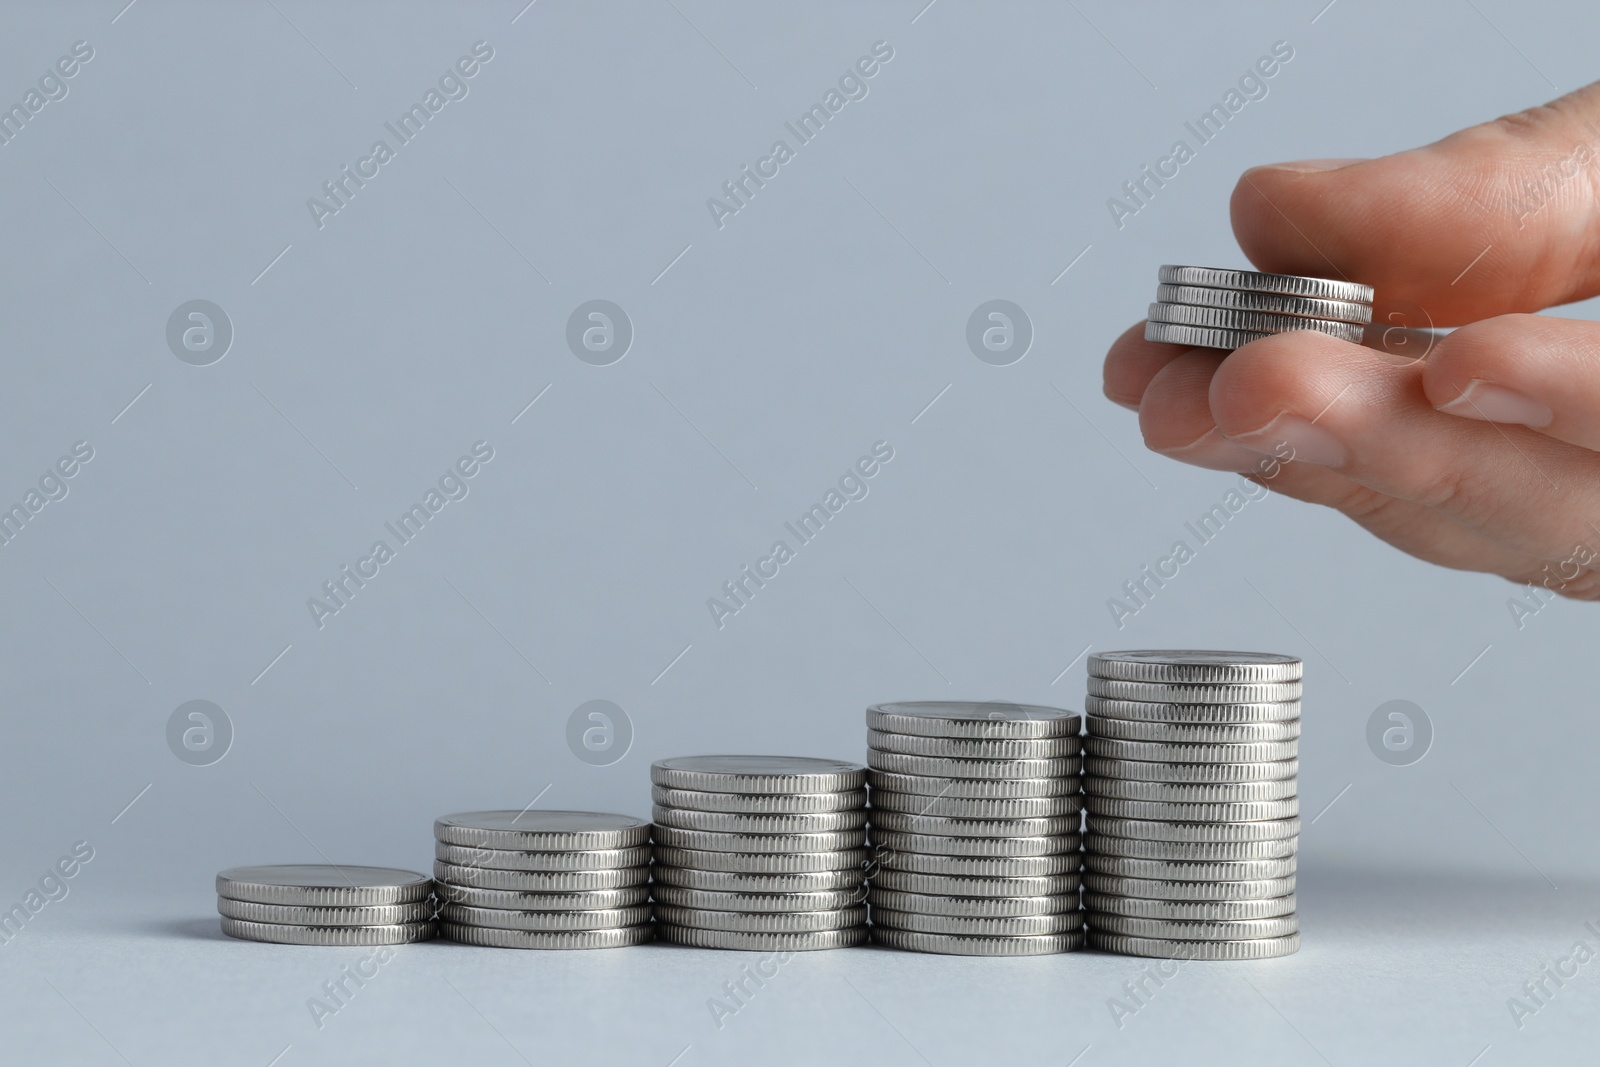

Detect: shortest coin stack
1145,264,1374,350
433,811,654,949
217,864,436,945
651,756,870,951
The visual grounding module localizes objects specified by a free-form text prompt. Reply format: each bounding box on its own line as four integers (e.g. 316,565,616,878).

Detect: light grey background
3,1,1598,1063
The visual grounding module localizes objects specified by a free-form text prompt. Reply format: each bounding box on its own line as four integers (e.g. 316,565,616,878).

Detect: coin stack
1145,264,1373,349
864,702,1085,956
1082,651,1301,960
650,756,870,951
217,864,436,945
432,810,654,949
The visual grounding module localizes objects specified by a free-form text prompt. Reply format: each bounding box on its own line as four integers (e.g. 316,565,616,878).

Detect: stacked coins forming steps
864,702,1086,956
650,756,870,951
1145,264,1374,349
217,864,436,945
432,811,654,949
1082,651,1302,960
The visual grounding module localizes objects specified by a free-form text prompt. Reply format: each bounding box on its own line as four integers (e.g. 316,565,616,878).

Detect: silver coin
654,904,865,933
439,903,653,931
1087,696,1300,724
441,922,652,950
1087,930,1300,959
433,861,649,892
651,886,864,912
867,730,1080,760
866,701,1081,739
433,811,651,851
220,918,436,946
876,852,1080,878
868,770,1080,799
1086,757,1297,784
651,846,869,874
1092,914,1299,940
871,907,1085,937
433,884,650,911
1143,321,1271,350
1084,796,1299,822
869,791,1082,819
1084,856,1296,881
652,785,867,814
866,888,1077,917
1158,264,1374,304
651,826,865,853
868,751,1082,780
656,925,868,951
1147,302,1364,343
1083,893,1296,920
1088,650,1302,684
869,870,1081,897
868,811,1080,838
1082,872,1295,901
217,899,435,926
435,842,650,872
1087,815,1300,842
1083,737,1298,763
1086,678,1302,704
651,756,865,794
651,807,866,834
649,867,863,894
216,865,432,908
869,829,1082,858
1088,717,1301,744
1155,283,1373,324
1084,835,1296,861
1083,777,1297,803
872,927,1083,955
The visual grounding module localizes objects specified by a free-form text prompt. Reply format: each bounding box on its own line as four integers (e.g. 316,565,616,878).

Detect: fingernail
1104,389,1141,412
1258,158,1369,174
1156,428,1273,472
1226,413,1347,467
1436,379,1553,428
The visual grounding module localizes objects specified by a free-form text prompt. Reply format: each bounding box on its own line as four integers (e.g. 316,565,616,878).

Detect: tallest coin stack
1144,264,1374,350
1081,651,1302,960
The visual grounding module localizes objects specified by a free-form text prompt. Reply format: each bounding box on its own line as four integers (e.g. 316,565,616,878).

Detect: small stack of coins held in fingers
1145,264,1373,349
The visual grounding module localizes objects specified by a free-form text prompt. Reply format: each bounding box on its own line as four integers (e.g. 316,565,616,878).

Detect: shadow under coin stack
217,864,436,945
1082,651,1302,960
650,756,870,950
433,811,653,949
1145,264,1373,349
865,701,1085,956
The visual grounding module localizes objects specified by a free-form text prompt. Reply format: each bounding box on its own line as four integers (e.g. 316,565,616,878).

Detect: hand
1104,81,1600,601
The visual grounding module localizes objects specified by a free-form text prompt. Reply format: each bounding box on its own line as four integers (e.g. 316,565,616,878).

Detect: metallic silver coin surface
440,922,653,950
1091,914,1299,940
217,899,435,926
1086,696,1301,724
220,918,436,946
1086,757,1298,784
876,851,1080,878
654,904,866,933
1084,796,1299,822
1083,892,1296,921
651,785,867,814
651,846,869,874
651,807,866,834
1147,302,1363,343
867,888,1077,917
656,925,868,951
439,903,653,931
651,826,865,854
872,927,1083,955
1087,930,1300,959
868,770,1080,799
433,861,649,892
1088,716,1301,743
1083,777,1297,803
1155,283,1372,324
866,701,1081,739
867,811,1079,838
866,730,1080,760
650,756,865,794
1088,650,1302,684
1158,264,1374,304
433,811,651,851
1087,815,1300,842
1083,737,1299,763
651,886,864,912
869,790,1082,819
1142,321,1271,350
867,751,1082,780
1084,834,1296,861
1082,872,1295,901
870,907,1085,937
435,842,650,872
1086,678,1303,704
433,884,650,911
649,867,863,894
869,829,1082,858
216,865,432,908
1083,855,1296,881
869,870,1081,897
